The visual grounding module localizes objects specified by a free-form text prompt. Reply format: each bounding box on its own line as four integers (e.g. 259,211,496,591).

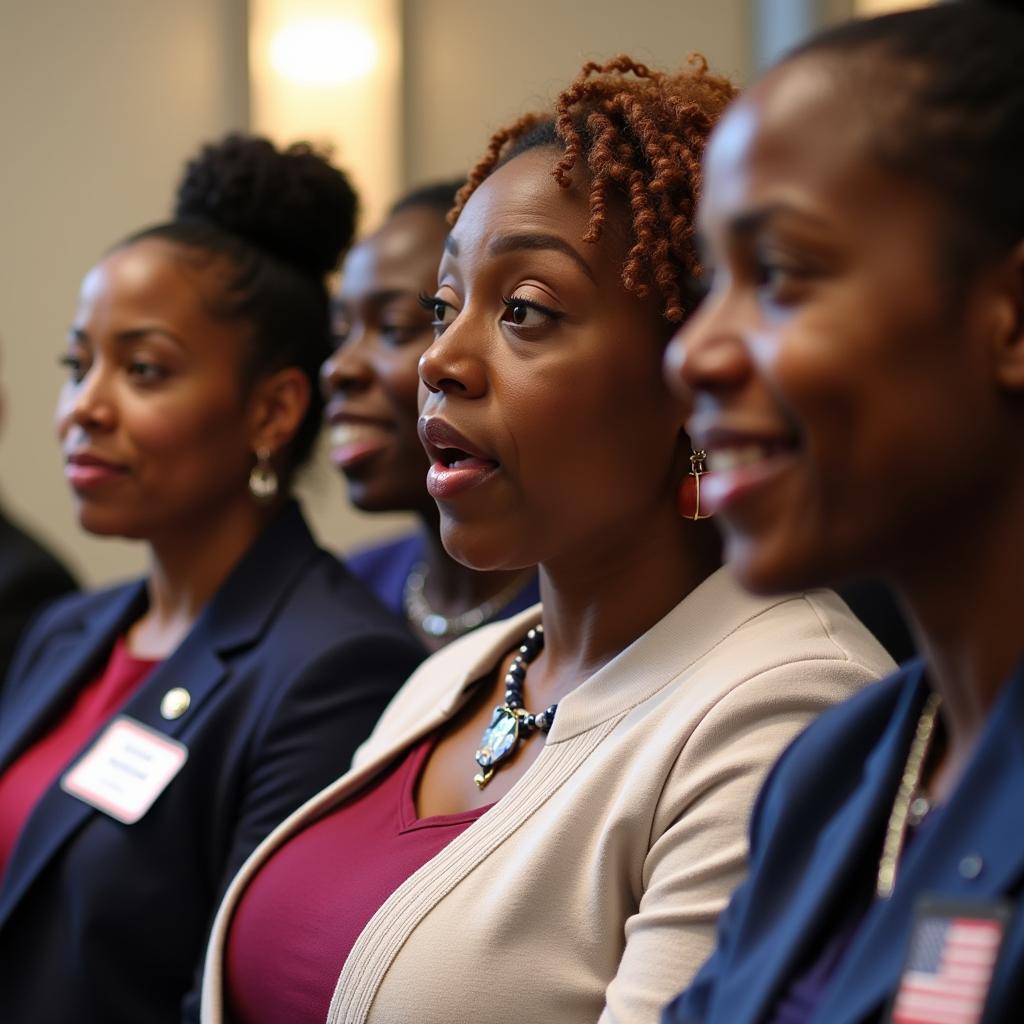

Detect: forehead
446,147,628,276
76,238,248,356
79,239,212,316
701,56,908,234
342,206,448,291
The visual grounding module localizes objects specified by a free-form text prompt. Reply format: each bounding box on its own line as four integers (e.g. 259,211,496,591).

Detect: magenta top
226,735,493,1023
0,637,158,882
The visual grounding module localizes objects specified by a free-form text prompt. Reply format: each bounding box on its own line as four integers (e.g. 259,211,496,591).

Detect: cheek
382,348,429,417
134,392,248,466
54,385,76,439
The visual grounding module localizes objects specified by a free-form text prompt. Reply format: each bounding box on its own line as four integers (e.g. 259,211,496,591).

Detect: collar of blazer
716,659,1024,1024
0,501,323,929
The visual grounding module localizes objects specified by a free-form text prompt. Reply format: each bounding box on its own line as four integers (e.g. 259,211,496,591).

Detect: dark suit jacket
0,502,424,1023
664,660,1024,1023
0,510,77,682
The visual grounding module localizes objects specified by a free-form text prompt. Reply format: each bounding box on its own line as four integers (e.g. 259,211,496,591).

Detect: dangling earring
678,449,712,520
248,447,278,503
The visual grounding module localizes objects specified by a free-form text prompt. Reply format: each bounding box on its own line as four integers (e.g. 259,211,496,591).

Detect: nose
418,315,487,399
320,331,373,399
663,290,753,403
56,363,116,438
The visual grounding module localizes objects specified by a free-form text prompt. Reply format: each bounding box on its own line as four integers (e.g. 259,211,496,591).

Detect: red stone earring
678,449,712,520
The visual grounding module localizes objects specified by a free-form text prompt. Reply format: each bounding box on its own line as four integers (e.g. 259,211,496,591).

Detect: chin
724,529,831,597
439,518,527,574
345,475,426,517
75,509,144,541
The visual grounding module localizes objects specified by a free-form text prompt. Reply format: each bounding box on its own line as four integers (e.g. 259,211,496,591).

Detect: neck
529,507,720,707
128,497,281,658
896,485,1024,800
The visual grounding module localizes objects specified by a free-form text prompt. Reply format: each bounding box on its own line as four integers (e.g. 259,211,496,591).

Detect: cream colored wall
0,0,409,589
401,0,751,186
1,0,750,589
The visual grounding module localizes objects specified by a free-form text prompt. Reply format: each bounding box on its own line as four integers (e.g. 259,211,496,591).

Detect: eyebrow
69,326,185,346
486,232,597,284
335,288,426,312
727,203,832,239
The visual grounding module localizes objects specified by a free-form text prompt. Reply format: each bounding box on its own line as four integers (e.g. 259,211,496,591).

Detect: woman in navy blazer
0,135,423,1022
663,2,1024,1021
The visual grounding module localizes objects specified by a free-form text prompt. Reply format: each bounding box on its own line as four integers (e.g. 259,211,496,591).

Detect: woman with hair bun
0,134,423,1023
201,58,893,1024
664,2,1024,1020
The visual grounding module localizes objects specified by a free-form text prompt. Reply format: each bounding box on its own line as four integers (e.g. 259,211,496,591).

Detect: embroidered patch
886,894,1011,1024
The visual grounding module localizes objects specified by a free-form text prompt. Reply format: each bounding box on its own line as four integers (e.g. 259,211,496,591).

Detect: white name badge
61,715,188,824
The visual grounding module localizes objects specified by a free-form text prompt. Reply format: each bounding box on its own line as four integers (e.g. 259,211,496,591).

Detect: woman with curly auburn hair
202,58,893,1024
0,134,423,1024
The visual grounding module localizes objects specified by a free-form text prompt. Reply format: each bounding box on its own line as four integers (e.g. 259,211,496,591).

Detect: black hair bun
174,133,358,277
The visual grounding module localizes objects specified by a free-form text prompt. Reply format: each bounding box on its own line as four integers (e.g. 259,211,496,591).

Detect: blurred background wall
0,0,925,587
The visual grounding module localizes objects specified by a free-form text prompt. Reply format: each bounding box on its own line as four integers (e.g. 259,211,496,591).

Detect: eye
418,292,457,333
749,245,817,306
500,295,564,330
126,360,169,385
380,322,430,347
58,352,88,384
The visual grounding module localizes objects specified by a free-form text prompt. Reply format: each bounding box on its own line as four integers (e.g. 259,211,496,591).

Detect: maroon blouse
226,736,492,1024
0,637,159,881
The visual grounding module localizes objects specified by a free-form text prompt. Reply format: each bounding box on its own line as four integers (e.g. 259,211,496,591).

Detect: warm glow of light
856,0,935,14
269,18,377,85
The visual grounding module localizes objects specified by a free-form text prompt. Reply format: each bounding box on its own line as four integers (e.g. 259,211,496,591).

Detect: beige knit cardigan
202,567,895,1024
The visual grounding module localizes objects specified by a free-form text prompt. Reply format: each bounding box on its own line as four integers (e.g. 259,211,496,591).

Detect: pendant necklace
473,624,557,789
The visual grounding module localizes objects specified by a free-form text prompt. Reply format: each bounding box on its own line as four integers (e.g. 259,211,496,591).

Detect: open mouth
436,445,496,470
419,417,500,499
708,439,796,472
328,420,393,469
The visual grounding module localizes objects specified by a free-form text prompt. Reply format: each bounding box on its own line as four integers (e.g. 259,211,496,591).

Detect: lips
687,421,800,515
418,417,500,500
64,451,130,491
328,418,394,470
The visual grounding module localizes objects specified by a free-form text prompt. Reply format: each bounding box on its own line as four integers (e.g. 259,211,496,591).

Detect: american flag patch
888,897,1009,1024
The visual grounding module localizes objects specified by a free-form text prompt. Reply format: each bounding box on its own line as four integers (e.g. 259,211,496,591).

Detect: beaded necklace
473,625,557,788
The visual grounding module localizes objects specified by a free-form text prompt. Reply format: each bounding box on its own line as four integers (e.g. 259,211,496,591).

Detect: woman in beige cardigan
201,57,895,1024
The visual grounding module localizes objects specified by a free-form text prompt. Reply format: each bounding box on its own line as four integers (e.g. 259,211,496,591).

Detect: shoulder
623,574,899,823
345,532,421,574
15,579,134,642
762,664,912,787
0,513,76,594
239,548,424,688
639,569,896,724
343,532,421,614
709,583,897,678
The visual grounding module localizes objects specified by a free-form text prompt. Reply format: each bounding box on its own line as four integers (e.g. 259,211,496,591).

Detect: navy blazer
664,660,1024,1023
0,503,424,1023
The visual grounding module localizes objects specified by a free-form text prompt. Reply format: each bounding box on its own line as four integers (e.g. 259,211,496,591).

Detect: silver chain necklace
402,560,531,640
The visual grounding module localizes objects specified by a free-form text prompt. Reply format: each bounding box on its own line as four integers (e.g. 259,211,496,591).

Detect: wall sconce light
269,18,378,86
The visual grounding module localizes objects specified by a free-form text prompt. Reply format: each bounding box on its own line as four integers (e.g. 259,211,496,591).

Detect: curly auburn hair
451,55,737,322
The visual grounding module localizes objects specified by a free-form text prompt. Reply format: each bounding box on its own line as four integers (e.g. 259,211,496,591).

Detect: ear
991,239,1024,393
246,367,312,456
